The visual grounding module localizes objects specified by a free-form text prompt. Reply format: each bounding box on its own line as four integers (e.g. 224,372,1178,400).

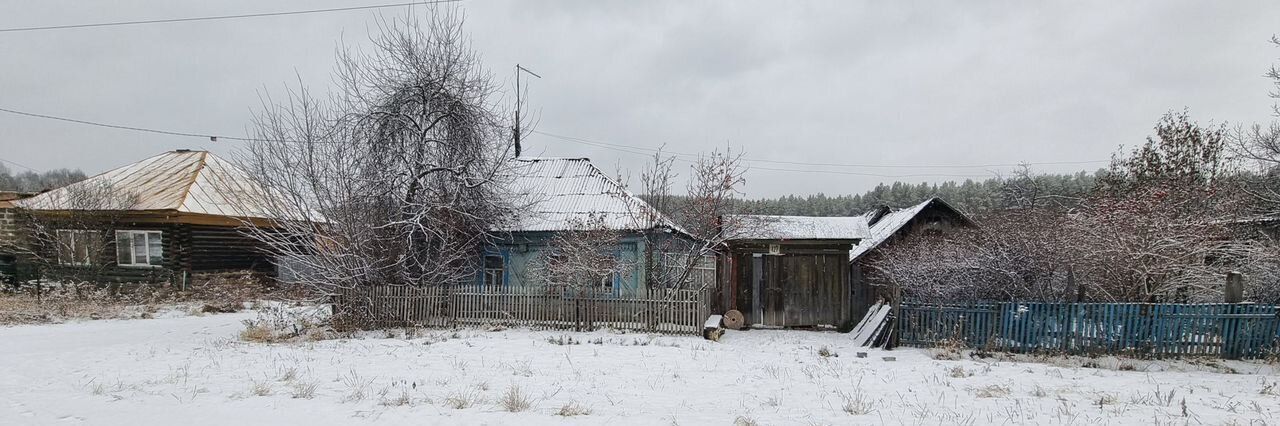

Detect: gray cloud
1,0,1277,197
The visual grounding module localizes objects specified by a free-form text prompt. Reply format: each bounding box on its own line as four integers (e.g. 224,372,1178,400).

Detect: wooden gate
752,253,850,327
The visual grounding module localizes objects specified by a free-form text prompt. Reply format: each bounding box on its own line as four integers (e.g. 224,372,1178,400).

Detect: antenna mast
514,64,541,158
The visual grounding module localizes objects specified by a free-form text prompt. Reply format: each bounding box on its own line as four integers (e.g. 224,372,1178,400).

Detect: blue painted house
480,157,696,297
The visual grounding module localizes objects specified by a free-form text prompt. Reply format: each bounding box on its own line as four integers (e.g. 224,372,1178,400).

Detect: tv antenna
514,64,541,158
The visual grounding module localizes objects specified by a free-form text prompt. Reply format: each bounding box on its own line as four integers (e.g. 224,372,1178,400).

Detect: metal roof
504,157,678,232
849,197,962,261
16,150,275,219
722,214,869,241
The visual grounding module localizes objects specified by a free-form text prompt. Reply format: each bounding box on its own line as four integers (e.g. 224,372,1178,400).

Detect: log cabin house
12,150,278,284
0,191,36,282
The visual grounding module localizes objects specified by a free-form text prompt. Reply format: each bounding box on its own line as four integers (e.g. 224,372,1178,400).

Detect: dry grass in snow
1,311,1278,425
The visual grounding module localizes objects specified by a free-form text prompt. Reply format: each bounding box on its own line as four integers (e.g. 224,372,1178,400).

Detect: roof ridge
176,151,209,210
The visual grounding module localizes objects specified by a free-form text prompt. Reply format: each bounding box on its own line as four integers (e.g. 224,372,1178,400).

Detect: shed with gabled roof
718,214,869,328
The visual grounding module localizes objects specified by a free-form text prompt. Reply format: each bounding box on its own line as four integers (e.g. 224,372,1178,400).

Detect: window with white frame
115,230,163,267
55,229,100,266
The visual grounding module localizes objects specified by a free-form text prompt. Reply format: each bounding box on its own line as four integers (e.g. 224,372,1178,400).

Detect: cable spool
722,310,745,330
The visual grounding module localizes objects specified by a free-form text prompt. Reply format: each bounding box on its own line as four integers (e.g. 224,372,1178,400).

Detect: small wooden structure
719,215,866,328
849,198,974,324
13,150,279,283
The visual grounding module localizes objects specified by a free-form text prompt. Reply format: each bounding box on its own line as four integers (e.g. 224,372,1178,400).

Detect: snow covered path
1,312,1277,425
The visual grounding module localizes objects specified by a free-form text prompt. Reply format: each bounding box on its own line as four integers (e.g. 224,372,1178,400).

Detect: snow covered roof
503,157,679,232
723,214,868,241
16,150,276,220
849,197,971,261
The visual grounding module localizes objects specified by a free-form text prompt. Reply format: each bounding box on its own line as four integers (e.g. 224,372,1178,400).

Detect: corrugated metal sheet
504,157,676,232
18,152,675,229
16,150,275,219
723,214,869,241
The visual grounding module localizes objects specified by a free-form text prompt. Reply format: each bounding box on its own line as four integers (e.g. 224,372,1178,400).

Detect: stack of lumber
849,303,892,347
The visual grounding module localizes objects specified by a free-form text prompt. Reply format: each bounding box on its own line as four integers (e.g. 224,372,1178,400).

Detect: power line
530,130,1107,172
0,0,463,33
0,156,38,172
0,105,1090,179
530,130,1001,178
0,106,256,142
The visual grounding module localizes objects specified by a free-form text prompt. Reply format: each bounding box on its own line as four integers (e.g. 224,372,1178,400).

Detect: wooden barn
719,215,867,328
13,150,279,283
848,197,974,321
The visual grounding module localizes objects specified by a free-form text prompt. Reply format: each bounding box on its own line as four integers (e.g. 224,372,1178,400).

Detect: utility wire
0,105,1092,179
0,156,38,172
532,130,1000,178
532,130,1106,170
0,0,463,33
0,106,257,142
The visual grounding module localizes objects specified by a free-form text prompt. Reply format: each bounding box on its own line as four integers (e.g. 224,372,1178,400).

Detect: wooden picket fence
898,302,1280,359
332,284,712,335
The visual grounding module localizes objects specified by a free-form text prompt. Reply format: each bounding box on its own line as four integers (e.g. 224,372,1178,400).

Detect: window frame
55,229,100,266
482,254,504,288
115,230,164,268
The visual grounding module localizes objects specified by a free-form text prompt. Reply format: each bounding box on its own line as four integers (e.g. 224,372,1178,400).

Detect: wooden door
755,253,850,328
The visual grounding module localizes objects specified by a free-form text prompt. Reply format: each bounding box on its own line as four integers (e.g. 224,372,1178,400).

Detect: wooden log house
13,150,278,283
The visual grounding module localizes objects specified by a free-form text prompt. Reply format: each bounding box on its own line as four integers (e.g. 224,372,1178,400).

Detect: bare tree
638,148,747,292
1073,110,1256,302
237,9,515,296
872,208,1080,304
533,214,636,293
1232,35,1280,216
7,181,141,293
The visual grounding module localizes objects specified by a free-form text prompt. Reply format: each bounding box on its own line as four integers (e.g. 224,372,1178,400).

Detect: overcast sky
0,0,1277,198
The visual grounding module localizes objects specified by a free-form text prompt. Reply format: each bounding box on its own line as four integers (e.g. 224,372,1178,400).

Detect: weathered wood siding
16,214,274,283
724,241,855,328
186,224,274,272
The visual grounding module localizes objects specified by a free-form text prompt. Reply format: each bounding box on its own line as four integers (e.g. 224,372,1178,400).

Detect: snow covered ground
2,311,1278,425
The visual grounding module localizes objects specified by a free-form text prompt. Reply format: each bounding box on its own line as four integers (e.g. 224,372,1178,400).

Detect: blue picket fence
897,302,1280,359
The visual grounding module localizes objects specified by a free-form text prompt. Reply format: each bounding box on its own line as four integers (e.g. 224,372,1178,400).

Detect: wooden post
1225,272,1244,304
1066,266,1081,302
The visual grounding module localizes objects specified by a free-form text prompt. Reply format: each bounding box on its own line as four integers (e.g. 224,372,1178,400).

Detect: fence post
1224,272,1244,304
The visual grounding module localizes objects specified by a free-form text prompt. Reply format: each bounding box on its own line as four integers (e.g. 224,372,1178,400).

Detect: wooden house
719,215,868,328
13,150,279,283
481,157,703,296
0,191,36,282
717,197,973,329
848,197,974,321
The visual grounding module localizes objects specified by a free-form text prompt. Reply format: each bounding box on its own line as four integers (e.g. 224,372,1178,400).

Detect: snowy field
2,311,1278,425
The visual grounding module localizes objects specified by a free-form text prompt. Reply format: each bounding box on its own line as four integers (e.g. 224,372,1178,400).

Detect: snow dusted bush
238,302,332,343
876,112,1280,304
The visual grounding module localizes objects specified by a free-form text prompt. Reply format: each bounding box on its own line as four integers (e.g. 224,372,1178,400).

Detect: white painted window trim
115,230,164,268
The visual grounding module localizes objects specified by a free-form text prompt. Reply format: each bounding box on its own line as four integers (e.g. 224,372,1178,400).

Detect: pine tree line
732,169,1105,217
